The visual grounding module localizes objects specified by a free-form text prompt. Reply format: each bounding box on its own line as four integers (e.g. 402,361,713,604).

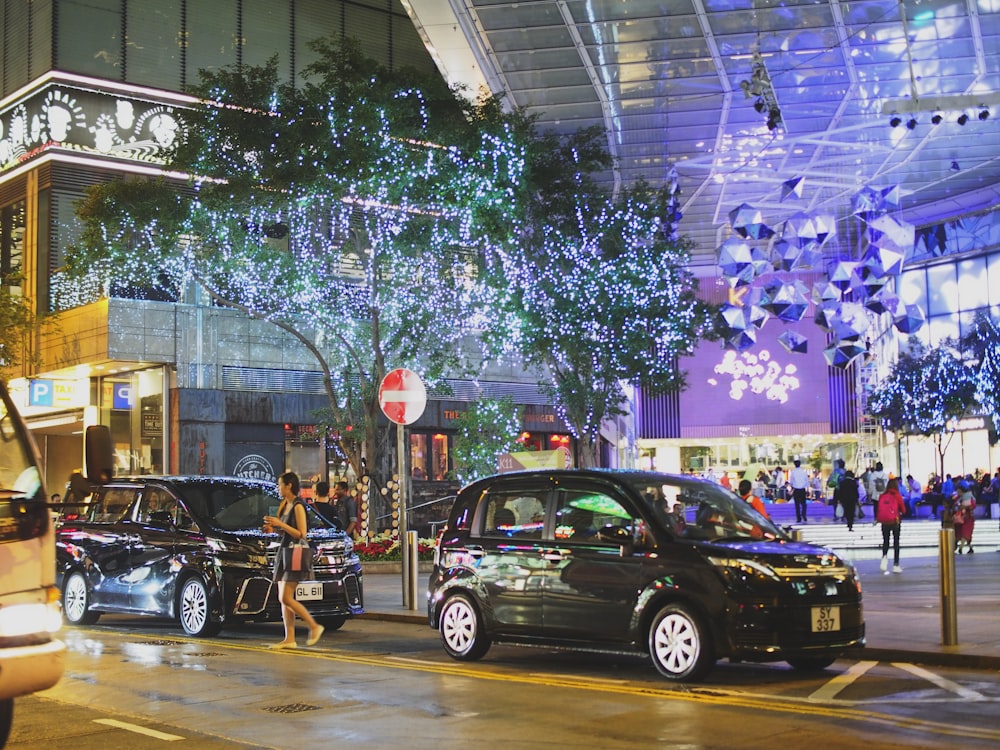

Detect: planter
361,560,434,575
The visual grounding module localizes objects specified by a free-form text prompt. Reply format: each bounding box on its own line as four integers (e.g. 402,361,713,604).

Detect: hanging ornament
778,330,809,354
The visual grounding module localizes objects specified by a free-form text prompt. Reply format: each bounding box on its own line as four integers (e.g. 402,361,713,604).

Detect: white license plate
811,605,840,632
295,582,324,601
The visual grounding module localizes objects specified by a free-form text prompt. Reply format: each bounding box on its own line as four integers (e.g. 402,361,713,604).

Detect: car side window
89,487,138,523
554,488,641,545
481,489,548,539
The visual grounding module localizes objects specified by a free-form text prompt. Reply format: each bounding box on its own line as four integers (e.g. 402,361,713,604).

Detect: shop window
432,433,450,481
410,433,429,480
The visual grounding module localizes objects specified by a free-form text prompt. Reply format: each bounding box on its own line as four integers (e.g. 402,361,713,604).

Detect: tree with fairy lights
450,396,523,484
867,339,978,478
66,37,524,490
487,126,715,468
961,312,1000,438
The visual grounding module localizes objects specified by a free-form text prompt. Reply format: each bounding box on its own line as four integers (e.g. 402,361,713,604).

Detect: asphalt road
9,615,1000,749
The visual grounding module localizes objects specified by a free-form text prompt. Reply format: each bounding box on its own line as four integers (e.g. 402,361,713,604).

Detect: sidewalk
359,549,1000,671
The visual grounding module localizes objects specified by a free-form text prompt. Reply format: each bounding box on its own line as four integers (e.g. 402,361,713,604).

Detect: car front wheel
63,571,101,625
648,603,714,682
439,595,491,661
179,577,221,637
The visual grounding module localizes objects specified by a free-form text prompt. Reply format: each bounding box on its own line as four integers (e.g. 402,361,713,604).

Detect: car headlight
708,556,781,581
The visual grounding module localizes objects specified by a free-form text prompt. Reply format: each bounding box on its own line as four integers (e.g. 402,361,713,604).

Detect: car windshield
622,473,783,542
173,480,337,533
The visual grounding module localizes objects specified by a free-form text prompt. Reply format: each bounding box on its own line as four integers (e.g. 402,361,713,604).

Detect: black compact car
56,476,363,636
428,470,864,682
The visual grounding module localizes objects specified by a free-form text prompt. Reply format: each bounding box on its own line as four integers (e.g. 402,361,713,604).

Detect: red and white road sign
378,368,427,425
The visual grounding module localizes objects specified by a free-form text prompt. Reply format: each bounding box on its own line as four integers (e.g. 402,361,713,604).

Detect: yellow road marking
79,631,1000,743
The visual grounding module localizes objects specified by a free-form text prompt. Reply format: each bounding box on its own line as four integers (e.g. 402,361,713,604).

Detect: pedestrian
834,469,860,531
869,461,888,512
905,474,922,518
953,480,977,554
263,471,324,649
311,480,338,525
738,478,768,518
789,459,810,523
331,480,359,537
876,477,906,574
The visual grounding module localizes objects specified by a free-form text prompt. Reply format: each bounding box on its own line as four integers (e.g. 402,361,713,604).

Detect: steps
766,499,1000,561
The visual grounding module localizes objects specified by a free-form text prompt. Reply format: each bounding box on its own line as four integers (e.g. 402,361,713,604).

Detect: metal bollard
939,528,957,646
406,529,420,611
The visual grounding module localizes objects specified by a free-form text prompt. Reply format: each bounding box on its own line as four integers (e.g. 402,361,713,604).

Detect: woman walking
876,477,906,574
263,471,325,649
954,479,977,554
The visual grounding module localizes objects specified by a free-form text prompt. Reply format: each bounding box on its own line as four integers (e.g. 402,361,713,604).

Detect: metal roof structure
403,0,1000,271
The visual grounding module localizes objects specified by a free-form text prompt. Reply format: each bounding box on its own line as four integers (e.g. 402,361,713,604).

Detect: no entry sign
378,368,427,425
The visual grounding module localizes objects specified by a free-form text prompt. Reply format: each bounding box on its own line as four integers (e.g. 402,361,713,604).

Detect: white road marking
809,660,878,701
893,662,987,700
93,718,185,741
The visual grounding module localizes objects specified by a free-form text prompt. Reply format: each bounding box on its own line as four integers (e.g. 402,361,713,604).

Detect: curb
355,610,1000,672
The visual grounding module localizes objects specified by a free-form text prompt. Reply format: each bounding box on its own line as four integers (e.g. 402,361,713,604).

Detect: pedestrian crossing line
808,660,878,701
93,718,184,741
893,662,987,700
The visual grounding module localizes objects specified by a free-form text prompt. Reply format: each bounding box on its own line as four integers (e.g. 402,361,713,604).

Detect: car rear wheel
786,655,837,672
63,571,101,625
439,595,491,661
179,577,221,637
648,603,714,682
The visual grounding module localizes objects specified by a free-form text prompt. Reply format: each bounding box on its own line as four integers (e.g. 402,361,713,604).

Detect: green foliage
450,396,523,483
0,273,40,377
488,123,716,466
868,338,978,475
66,36,525,479
960,311,1000,433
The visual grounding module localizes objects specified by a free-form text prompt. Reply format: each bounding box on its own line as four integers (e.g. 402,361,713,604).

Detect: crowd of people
696,462,1000,565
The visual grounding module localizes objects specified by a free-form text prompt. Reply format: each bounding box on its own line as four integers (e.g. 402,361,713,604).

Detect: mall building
2,1,998,498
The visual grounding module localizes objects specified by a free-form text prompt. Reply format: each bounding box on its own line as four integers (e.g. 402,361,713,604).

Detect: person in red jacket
876,477,907,574
738,479,768,518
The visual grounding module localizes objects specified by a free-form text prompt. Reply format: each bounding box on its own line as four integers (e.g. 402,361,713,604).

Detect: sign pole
398,420,412,609
377,367,426,611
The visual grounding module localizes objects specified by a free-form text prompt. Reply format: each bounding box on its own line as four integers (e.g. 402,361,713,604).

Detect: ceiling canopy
404,0,1000,269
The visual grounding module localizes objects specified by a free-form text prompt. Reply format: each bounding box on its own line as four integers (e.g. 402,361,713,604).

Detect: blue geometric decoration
716,183,928,361
827,260,858,291
823,339,867,368
781,177,804,202
778,330,808,354
718,237,755,287
850,264,889,300
763,281,810,323
865,288,900,316
729,204,773,240
893,303,926,333
828,302,870,340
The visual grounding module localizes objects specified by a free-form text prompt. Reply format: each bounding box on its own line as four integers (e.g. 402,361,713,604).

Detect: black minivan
427,470,864,682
